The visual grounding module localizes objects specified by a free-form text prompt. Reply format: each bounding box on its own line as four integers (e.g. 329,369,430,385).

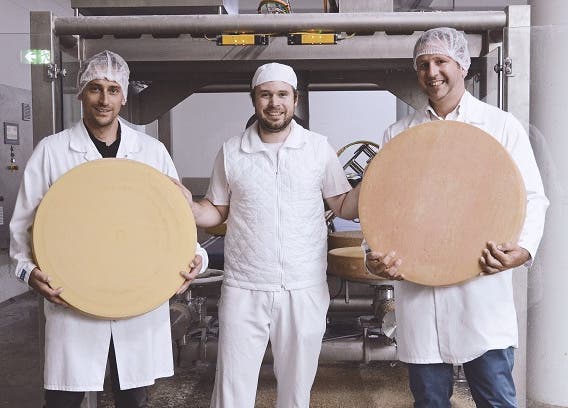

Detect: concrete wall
0,0,73,90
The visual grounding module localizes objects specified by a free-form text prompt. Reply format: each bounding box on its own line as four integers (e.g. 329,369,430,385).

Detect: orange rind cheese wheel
359,121,526,286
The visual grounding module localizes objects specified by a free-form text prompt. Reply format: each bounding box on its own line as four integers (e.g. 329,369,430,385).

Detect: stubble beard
257,112,294,134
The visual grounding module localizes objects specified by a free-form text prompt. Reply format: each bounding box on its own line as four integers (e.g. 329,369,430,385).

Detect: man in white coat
174,63,360,407
365,28,549,407
9,50,208,408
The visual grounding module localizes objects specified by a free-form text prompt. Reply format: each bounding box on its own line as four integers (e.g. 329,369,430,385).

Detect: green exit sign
21,49,51,64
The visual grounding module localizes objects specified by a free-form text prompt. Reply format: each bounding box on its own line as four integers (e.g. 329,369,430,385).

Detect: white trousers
210,283,330,408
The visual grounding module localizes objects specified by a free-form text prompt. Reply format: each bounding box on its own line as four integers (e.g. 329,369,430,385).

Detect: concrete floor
0,292,43,408
97,362,475,408
1,291,475,408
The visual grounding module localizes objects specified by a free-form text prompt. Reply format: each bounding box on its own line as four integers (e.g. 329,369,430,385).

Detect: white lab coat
9,120,208,391
383,91,549,364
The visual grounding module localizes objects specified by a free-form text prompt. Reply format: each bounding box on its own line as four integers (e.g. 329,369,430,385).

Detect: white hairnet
251,62,297,90
77,50,130,103
413,27,471,71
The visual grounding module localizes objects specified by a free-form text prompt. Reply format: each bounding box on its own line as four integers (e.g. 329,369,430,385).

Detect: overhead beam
54,11,506,37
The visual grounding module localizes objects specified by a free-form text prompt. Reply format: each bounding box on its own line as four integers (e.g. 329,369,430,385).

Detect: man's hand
28,268,68,306
479,241,530,275
365,250,404,280
176,255,203,294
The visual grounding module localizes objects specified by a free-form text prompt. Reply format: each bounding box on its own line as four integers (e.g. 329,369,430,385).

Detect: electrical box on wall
0,85,33,250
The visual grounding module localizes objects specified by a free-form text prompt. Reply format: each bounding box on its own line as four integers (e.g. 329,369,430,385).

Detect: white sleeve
9,139,52,284
382,124,395,146
322,142,352,199
154,142,211,272
153,141,209,273
159,142,180,180
205,148,230,206
505,115,549,261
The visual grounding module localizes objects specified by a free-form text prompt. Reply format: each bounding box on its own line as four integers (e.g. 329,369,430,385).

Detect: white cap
251,62,297,89
413,27,471,72
77,50,130,103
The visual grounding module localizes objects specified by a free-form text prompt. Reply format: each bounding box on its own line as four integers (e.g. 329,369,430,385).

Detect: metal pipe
179,337,397,363
365,339,398,362
319,338,365,362
53,11,506,37
329,295,373,314
183,295,375,315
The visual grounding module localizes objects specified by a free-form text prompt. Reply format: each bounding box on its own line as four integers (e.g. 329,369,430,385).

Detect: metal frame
30,9,521,152
53,12,506,36
30,10,514,129
30,12,63,145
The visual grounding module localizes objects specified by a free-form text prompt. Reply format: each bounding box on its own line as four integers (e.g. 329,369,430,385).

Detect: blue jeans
408,348,517,408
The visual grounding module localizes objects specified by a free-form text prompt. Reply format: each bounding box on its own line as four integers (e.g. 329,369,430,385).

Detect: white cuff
195,244,209,274
361,239,372,274
15,261,37,284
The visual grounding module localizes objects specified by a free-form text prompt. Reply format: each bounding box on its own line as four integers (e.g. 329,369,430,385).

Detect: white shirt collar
425,91,468,121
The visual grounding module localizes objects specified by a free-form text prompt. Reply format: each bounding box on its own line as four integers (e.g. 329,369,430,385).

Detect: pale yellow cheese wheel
359,121,526,286
32,159,197,319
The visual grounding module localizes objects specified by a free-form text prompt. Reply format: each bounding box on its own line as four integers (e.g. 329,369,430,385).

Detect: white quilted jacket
223,121,329,291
